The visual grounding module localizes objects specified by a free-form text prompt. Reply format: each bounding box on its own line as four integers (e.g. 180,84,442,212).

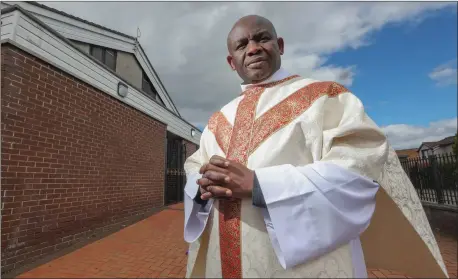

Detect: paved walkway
17,203,457,278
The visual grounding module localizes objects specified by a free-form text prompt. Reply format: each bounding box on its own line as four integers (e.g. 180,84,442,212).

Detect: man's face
227,18,284,84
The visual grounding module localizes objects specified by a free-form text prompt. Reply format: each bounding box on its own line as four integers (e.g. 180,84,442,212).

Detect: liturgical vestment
183,69,448,278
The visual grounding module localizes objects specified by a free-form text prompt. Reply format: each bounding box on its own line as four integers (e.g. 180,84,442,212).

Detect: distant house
1,1,201,273
417,136,455,158
395,148,419,161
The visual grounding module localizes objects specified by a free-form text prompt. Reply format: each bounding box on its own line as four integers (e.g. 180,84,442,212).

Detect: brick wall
183,140,198,160
1,44,167,272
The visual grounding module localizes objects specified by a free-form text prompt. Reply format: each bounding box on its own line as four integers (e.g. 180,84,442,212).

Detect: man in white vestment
183,15,449,278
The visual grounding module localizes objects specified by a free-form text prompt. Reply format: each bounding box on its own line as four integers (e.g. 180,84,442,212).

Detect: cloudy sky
40,1,457,149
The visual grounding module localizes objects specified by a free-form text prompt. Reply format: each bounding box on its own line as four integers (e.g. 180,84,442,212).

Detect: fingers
199,184,232,200
206,186,232,198
200,163,227,175
199,186,208,195
200,190,213,200
199,186,213,200
202,170,231,184
201,192,213,200
199,185,232,200
199,156,230,174
197,177,214,187
209,156,230,168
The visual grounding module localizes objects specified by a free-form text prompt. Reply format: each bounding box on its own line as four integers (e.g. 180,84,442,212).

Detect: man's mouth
247,58,267,68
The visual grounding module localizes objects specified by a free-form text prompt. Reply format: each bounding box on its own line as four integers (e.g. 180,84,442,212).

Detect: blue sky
329,8,457,128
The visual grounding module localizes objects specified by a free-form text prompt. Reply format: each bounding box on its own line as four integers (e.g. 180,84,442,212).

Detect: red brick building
1,3,200,273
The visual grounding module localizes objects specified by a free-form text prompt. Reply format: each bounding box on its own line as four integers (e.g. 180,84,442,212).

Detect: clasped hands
197,155,254,201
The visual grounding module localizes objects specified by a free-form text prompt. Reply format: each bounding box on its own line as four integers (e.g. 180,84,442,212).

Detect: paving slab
17,203,457,278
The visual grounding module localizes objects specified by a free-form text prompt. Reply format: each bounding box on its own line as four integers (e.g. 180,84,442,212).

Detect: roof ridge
20,1,183,118
26,1,136,40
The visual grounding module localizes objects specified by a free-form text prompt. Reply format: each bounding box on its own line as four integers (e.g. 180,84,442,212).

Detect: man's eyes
235,37,270,50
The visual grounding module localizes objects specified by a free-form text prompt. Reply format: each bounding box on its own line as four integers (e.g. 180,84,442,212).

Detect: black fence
399,153,457,206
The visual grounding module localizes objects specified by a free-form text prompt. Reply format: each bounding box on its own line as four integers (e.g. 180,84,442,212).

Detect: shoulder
281,78,354,108
294,78,351,97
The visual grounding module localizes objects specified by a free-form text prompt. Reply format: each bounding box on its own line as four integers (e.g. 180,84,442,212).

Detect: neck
246,74,274,85
244,67,281,85
240,67,291,92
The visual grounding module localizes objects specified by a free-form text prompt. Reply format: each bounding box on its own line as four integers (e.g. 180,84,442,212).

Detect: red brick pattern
183,140,198,160
16,204,457,279
1,44,167,272
18,207,188,278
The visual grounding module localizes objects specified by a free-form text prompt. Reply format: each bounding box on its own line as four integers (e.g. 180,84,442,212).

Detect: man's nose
247,41,261,56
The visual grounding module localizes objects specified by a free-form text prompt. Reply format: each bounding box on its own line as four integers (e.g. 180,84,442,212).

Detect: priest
183,15,448,278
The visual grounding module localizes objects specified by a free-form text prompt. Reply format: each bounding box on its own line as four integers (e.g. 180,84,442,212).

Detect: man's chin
246,69,273,84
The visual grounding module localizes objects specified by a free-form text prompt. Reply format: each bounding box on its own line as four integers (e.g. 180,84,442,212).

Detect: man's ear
277,37,284,55
227,55,236,71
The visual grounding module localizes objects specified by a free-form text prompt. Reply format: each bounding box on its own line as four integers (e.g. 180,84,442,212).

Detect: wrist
251,171,267,208
246,171,255,197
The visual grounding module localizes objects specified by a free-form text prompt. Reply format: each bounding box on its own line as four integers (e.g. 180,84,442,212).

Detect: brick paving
18,204,188,278
17,203,457,278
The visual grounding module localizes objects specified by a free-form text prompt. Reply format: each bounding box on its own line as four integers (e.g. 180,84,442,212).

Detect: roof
436,136,455,146
395,148,419,159
2,1,181,117
136,43,180,115
417,136,455,151
28,1,136,40
0,4,201,140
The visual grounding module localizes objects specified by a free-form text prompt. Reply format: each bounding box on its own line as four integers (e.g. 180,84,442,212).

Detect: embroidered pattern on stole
219,87,263,278
207,78,348,278
208,112,232,154
249,81,349,155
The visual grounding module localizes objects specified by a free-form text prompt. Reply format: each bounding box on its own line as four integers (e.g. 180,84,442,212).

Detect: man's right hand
199,185,213,200
197,180,232,200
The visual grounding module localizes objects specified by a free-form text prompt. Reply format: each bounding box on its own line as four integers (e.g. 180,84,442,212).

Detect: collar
240,68,291,91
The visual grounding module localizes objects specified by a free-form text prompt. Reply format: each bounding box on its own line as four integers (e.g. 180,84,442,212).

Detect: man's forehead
229,23,275,43
226,15,276,48
231,26,270,39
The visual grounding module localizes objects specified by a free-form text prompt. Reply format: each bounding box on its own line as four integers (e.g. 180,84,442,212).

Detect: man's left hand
198,155,255,199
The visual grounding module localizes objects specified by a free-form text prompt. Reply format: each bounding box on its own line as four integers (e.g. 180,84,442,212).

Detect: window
89,45,117,71
142,71,157,98
142,71,165,106
421,150,427,158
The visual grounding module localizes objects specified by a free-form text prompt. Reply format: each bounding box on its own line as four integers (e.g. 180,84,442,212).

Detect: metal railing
399,153,457,206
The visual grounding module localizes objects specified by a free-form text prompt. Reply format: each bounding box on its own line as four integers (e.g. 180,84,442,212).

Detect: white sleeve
256,162,379,269
184,173,214,243
255,92,389,269
183,128,215,243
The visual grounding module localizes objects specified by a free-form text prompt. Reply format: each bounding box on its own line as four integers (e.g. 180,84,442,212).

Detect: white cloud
382,118,457,149
429,59,457,86
37,1,455,126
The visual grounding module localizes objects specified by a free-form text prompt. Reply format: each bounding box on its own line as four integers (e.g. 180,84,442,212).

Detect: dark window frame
421,149,427,158
89,44,117,71
142,71,166,107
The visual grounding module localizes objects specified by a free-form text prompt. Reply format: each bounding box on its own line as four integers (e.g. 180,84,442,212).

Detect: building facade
417,136,455,159
1,2,201,273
